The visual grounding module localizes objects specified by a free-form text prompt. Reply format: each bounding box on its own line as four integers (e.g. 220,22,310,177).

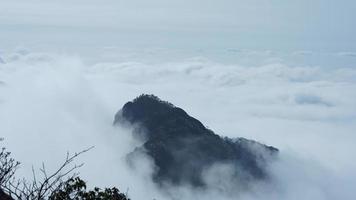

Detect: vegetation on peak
133,94,174,108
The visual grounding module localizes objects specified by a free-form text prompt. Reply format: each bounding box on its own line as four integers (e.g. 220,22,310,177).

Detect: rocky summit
114,94,278,188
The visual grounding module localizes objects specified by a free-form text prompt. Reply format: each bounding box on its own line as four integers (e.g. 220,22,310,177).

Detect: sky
1,1,356,200
1,0,356,51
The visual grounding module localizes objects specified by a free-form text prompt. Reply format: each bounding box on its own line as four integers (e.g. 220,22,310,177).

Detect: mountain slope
114,94,278,187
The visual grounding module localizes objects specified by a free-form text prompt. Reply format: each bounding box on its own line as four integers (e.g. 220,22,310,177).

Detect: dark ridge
114,94,278,187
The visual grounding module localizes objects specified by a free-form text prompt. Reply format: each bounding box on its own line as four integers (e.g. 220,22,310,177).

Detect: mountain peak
114,94,278,188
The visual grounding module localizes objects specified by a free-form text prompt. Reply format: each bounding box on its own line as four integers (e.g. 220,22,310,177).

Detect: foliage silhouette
0,143,129,200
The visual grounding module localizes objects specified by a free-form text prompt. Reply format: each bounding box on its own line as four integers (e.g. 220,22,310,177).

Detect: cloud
292,51,314,56
337,52,356,57
294,93,333,107
0,49,356,199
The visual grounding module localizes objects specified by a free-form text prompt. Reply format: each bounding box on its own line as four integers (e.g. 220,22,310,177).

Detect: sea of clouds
0,48,356,200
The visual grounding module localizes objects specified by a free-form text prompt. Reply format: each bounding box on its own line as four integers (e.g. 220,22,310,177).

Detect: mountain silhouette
114,94,278,187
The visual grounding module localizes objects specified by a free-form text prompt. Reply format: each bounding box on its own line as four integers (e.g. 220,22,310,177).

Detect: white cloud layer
0,49,355,199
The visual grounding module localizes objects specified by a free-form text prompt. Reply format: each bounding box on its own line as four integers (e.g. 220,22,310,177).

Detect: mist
0,49,355,199
1,0,356,199
1,0,356,51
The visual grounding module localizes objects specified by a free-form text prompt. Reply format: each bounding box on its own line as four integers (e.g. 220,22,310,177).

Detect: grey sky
1,0,356,51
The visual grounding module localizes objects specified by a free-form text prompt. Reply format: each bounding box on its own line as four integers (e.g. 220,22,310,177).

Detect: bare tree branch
1,144,94,200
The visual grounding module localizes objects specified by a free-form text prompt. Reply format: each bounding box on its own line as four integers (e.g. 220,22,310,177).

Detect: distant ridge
115,94,278,187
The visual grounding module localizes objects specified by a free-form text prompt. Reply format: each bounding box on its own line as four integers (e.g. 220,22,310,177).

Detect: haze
1,1,356,200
